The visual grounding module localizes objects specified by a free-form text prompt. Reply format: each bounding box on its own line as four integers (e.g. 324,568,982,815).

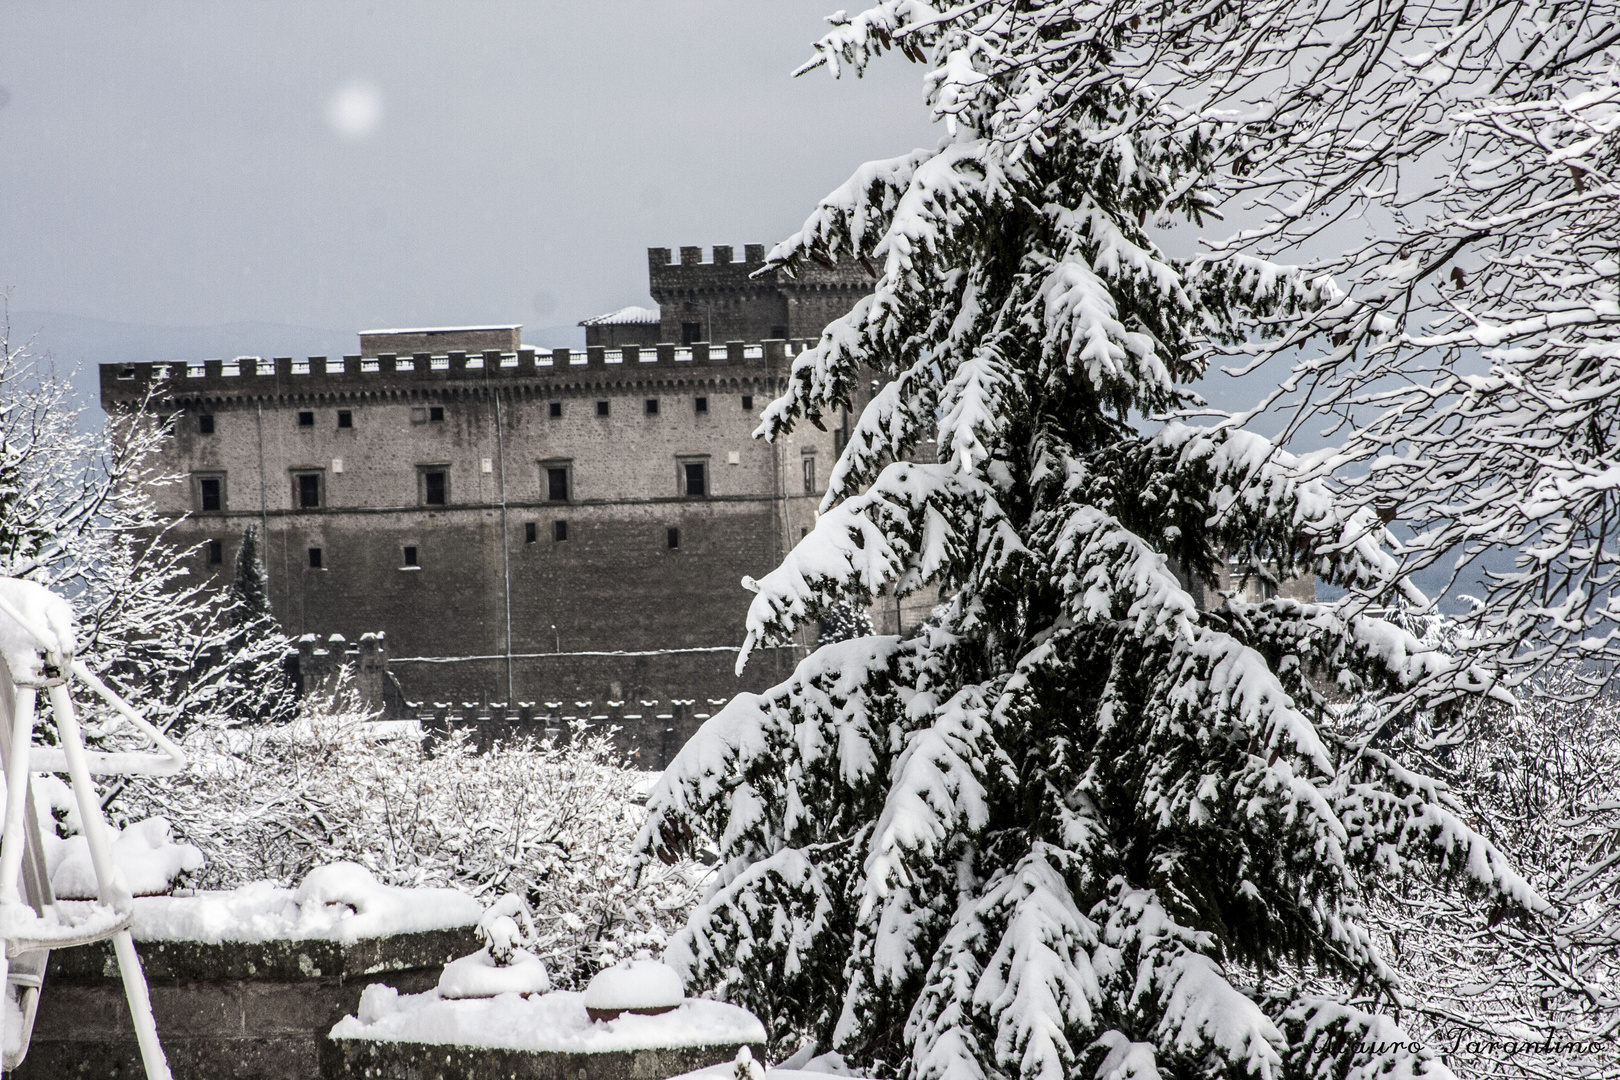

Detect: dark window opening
801,527,809,540
770,325,788,340
402,546,419,567
297,411,314,428
308,547,323,569
553,520,569,542
296,473,321,509
683,461,707,498
423,470,447,506
667,527,680,549
741,394,753,411
548,401,562,418
681,322,704,345
198,414,215,435
199,476,222,512
525,521,538,544
206,539,223,564
645,398,659,416
429,406,445,423
695,396,708,414
337,410,353,428
595,400,610,417
803,456,817,495
546,466,570,502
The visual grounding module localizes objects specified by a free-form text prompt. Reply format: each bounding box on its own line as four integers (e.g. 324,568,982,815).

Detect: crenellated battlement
100,338,818,409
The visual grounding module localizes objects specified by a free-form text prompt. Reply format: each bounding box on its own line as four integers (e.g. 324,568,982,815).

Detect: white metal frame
0,584,185,1078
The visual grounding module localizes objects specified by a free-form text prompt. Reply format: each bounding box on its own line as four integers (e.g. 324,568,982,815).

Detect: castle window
308,547,323,569
337,410,353,428
645,398,659,416
667,527,680,550
549,401,563,418
680,459,709,498
298,411,314,428
420,468,448,506
695,396,708,414
802,455,817,495
196,473,225,513
294,471,323,509
770,325,788,340
402,546,419,567
544,463,571,502
595,400,610,417
429,406,445,423
741,394,753,411
553,520,569,542
525,522,538,544
206,539,223,565
681,322,703,345
198,414,215,435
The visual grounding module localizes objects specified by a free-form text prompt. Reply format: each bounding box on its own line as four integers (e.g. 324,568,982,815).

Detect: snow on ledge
579,305,660,326
331,987,765,1054
81,863,481,945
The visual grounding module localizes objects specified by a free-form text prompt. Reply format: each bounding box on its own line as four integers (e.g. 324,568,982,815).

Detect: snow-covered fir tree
636,3,1587,1077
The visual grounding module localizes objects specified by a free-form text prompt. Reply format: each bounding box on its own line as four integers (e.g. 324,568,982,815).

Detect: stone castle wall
102,341,841,714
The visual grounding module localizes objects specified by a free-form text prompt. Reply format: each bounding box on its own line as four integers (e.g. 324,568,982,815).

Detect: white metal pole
47,683,172,1080
0,687,38,906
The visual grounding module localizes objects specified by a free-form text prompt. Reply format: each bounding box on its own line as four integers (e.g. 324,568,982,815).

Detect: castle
99,247,916,757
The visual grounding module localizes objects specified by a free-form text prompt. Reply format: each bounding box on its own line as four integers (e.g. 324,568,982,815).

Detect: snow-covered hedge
111,682,706,987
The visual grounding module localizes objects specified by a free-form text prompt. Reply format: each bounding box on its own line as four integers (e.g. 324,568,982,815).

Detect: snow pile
583,958,684,1018
51,817,204,900
112,862,480,944
0,577,76,682
438,948,551,999
331,986,764,1053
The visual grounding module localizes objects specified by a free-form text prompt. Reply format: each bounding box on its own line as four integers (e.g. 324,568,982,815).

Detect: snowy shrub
113,679,706,988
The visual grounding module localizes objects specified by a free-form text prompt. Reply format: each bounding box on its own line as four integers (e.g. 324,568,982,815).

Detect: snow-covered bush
114,679,705,988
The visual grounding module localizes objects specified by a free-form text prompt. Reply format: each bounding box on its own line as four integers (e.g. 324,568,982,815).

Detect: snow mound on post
584,958,685,1012
50,817,204,900
438,947,551,999
331,986,763,1053
0,577,77,681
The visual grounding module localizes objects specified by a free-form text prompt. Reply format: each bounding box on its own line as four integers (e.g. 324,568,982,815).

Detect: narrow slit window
667,527,680,549
402,545,419,567
206,539,223,564
308,547,323,569
802,456,816,495
525,522,538,544
553,520,569,542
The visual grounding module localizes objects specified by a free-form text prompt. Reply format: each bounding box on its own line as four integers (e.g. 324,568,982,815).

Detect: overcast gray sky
0,2,933,357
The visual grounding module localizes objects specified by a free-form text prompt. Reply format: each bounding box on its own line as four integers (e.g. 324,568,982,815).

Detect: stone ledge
46,926,479,982
323,1038,764,1080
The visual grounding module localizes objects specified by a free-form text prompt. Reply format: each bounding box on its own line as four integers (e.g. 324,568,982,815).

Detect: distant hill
5,310,584,417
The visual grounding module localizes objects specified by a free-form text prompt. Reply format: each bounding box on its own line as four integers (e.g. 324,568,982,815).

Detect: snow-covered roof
579,306,660,327
360,325,522,335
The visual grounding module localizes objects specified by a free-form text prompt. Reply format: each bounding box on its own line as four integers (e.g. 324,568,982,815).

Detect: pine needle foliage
636,3,1583,1078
